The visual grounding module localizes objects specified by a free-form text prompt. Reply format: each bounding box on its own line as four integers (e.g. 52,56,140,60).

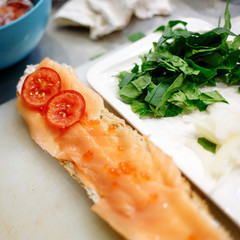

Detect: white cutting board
1,60,240,239
0,63,122,240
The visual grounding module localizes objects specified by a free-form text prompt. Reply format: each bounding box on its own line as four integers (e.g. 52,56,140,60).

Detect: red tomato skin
21,67,61,109
44,90,86,130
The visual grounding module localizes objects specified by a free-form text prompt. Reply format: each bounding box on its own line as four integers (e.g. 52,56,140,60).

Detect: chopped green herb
117,0,239,118
197,137,217,153
118,74,151,104
90,52,105,61
127,32,146,42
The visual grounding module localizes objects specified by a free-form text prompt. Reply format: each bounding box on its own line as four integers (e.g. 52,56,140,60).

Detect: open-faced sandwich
15,57,233,240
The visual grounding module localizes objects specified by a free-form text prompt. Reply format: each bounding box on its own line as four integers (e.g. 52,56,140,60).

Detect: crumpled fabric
54,0,172,39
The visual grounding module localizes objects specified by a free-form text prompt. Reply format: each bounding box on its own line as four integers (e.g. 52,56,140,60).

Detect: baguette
16,58,232,240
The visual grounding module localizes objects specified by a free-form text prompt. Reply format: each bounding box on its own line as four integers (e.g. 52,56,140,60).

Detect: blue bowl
0,0,51,69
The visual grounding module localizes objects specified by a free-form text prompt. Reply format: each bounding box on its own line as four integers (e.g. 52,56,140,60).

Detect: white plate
87,18,240,226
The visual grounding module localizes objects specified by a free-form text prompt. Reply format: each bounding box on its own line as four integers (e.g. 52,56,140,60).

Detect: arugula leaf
154,25,166,32
168,20,188,28
118,75,151,103
155,102,183,117
198,137,217,153
128,32,146,42
155,73,184,112
131,63,139,73
159,52,200,75
155,20,187,32
118,83,140,104
185,59,217,82
168,91,196,111
228,34,240,49
228,66,240,85
164,103,183,117
186,31,222,49
116,71,129,80
145,82,170,107
131,102,152,118
224,0,231,31
116,0,240,119
132,75,151,91
182,82,200,100
199,91,228,105
118,73,136,89
90,52,105,60
168,91,186,102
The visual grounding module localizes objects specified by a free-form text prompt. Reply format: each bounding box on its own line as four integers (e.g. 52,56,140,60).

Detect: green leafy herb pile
117,0,240,118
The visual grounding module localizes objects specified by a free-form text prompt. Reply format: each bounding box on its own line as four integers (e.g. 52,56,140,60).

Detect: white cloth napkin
54,0,172,39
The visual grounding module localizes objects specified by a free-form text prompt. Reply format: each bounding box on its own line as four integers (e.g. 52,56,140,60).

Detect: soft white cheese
16,64,38,94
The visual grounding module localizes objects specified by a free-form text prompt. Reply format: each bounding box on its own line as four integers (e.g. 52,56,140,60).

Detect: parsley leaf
128,32,146,42
198,137,217,153
90,52,105,60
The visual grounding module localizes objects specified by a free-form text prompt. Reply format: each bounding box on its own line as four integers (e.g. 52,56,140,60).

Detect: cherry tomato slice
21,67,61,109
44,90,86,129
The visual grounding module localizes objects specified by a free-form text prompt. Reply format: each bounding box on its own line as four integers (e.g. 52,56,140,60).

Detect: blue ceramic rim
0,0,45,31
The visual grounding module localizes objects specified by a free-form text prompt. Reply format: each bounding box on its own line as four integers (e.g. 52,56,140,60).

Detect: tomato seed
59,112,66,117
38,92,45,98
